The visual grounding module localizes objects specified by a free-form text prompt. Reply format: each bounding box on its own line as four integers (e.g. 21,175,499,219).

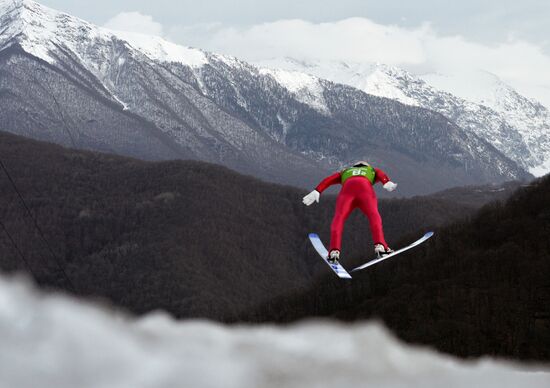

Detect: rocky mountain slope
256,58,550,176
0,0,531,194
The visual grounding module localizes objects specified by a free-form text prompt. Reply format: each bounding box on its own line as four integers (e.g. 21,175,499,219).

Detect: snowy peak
360,64,424,106
258,67,330,114
422,70,529,111
0,0,29,44
422,69,550,175
0,0,31,14
257,57,550,176
0,0,534,191
255,58,422,106
0,0,99,63
109,31,208,68
0,0,209,67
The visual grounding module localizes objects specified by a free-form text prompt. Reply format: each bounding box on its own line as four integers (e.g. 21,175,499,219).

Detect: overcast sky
39,0,550,105
38,0,550,50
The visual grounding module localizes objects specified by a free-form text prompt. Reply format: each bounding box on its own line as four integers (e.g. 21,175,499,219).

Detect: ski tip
308,233,319,239
424,231,435,239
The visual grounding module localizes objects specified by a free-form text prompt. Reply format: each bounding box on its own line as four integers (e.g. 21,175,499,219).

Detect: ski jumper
315,166,391,252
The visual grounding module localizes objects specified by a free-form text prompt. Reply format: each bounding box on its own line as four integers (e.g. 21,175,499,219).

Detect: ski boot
374,244,394,258
327,249,340,264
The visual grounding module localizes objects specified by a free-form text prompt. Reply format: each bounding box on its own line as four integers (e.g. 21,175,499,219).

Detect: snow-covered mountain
423,70,550,176
1,275,549,388
0,0,320,186
0,0,532,194
256,58,550,177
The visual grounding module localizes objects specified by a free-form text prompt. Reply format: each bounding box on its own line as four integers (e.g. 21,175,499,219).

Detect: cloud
104,12,164,36
169,18,430,65
167,18,550,106
425,34,550,98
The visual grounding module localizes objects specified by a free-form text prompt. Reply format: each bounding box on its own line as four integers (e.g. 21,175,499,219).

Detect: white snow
259,67,330,114
0,0,208,68
0,0,56,63
210,52,245,68
107,30,208,68
0,0,213,114
255,58,419,107
530,158,550,177
361,66,421,106
111,93,129,110
422,70,550,177
420,70,501,108
256,57,550,176
0,274,549,388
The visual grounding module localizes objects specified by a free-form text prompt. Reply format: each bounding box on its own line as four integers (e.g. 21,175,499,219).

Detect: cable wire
0,217,34,274
0,158,76,292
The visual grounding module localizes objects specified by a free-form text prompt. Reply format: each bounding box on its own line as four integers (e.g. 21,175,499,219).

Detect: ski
351,231,434,272
308,233,352,279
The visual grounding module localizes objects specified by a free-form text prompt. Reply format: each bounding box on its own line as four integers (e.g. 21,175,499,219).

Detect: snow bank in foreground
0,276,548,388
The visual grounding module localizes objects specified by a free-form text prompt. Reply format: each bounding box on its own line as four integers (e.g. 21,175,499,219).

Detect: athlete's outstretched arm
374,168,397,192
374,168,390,184
302,172,342,206
315,172,342,193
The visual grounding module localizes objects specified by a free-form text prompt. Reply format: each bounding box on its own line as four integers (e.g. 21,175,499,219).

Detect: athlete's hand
302,190,320,206
383,181,397,192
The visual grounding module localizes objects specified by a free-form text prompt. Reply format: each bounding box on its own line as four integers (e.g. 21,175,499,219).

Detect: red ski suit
316,168,390,252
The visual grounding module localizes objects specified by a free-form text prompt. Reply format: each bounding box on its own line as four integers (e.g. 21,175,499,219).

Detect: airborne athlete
303,161,397,264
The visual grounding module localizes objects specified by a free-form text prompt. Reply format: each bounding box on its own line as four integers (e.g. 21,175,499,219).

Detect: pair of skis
309,231,434,279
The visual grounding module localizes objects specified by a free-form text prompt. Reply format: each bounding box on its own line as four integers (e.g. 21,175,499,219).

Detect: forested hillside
239,176,550,362
0,131,515,319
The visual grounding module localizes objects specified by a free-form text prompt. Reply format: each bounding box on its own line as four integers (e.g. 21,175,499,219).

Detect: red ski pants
329,177,387,252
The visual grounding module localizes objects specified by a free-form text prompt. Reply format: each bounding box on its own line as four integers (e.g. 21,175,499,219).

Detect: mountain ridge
256,57,550,176
0,0,532,195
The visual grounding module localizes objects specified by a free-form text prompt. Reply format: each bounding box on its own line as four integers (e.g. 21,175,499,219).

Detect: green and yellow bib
341,165,376,185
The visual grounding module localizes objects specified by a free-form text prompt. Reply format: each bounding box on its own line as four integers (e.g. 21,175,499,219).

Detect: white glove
383,181,397,192
302,190,320,206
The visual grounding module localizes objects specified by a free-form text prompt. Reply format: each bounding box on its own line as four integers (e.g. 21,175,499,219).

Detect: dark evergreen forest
239,175,550,362
2,130,545,362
